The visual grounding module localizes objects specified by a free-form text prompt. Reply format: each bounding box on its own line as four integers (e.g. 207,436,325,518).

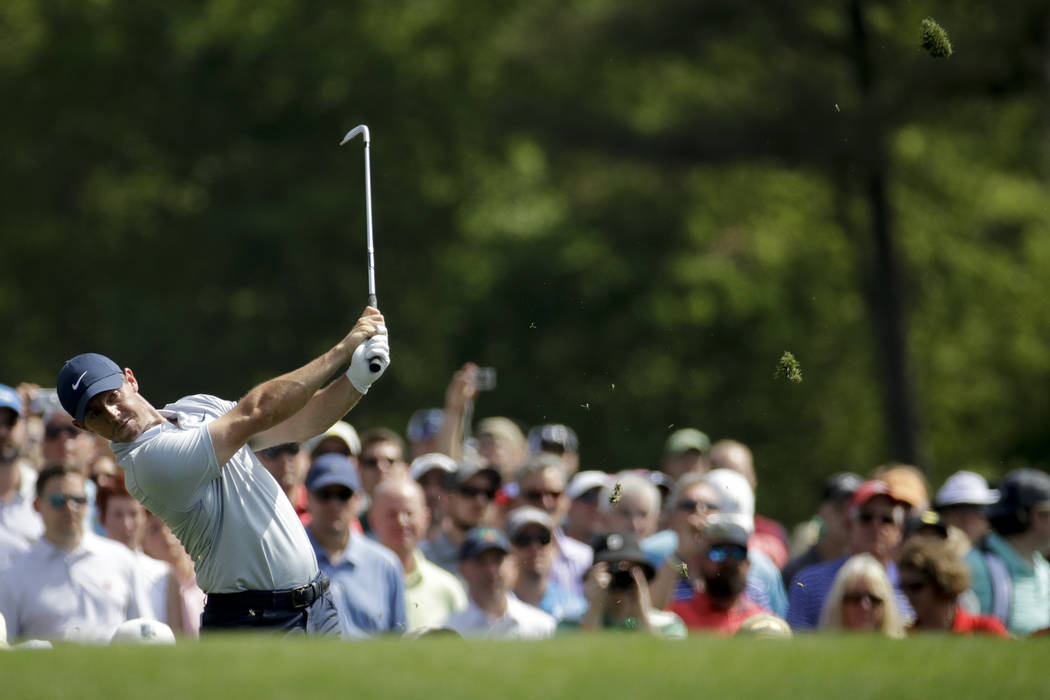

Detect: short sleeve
125,425,220,512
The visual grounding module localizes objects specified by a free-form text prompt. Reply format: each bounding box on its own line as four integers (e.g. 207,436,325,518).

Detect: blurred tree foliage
1,0,1047,523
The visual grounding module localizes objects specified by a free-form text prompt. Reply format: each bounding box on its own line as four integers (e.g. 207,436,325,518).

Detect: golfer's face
82,379,147,442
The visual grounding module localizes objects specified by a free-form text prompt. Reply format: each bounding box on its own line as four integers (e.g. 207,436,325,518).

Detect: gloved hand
346,326,390,394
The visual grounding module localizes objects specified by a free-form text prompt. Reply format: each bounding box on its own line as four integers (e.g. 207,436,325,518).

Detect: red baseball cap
850,480,896,509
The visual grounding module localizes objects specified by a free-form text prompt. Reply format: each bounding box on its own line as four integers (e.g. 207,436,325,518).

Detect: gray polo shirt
111,394,317,594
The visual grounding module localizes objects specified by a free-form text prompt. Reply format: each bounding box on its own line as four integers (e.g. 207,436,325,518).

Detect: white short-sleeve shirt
444,594,556,640
110,394,317,593
0,533,150,644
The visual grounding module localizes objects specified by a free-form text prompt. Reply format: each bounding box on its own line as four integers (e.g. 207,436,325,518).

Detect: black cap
904,510,949,540
990,468,1050,516
821,472,864,504
592,533,655,580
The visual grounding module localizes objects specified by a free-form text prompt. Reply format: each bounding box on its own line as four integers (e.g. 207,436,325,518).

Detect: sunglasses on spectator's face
314,487,354,502
900,579,930,594
262,444,299,459
512,531,552,548
45,425,80,440
707,543,748,563
524,489,563,503
857,511,897,526
843,592,883,607
48,493,88,508
458,485,497,501
677,499,720,514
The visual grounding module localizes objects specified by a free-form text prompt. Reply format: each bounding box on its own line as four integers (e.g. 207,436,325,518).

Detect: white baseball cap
705,469,755,523
110,618,176,646
409,452,458,482
935,471,1000,508
566,470,612,501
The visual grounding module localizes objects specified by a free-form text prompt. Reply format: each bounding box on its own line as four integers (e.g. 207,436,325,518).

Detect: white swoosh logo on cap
71,371,88,390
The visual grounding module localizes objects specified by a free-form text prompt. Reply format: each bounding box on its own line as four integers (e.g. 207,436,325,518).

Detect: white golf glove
346,326,390,394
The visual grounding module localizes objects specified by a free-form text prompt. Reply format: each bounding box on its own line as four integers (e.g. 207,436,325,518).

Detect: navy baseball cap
458,527,510,561
407,408,444,443
305,453,361,492
57,353,125,423
0,384,21,417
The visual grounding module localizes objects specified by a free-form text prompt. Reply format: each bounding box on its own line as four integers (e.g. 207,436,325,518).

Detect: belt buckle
290,583,312,610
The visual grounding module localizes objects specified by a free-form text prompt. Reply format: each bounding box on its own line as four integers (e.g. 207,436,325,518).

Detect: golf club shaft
340,124,382,372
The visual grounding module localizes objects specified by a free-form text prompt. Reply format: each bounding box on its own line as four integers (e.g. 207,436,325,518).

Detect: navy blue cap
305,453,361,492
458,527,510,561
407,408,444,443
0,384,21,417
57,354,125,423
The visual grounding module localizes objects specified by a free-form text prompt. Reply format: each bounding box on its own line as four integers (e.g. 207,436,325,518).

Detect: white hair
599,471,660,515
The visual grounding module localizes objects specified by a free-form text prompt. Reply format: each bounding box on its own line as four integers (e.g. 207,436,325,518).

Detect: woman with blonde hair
818,553,904,637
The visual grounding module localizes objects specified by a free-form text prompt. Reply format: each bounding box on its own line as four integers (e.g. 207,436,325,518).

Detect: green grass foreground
3,633,1046,699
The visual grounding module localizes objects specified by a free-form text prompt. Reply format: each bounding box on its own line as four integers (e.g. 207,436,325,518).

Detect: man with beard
670,515,767,635
421,458,501,574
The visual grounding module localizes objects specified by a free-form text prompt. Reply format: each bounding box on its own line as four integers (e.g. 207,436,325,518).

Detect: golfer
56,307,390,636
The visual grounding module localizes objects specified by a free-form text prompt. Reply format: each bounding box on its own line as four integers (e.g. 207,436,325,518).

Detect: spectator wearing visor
304,454,407,637
966,468,1050,636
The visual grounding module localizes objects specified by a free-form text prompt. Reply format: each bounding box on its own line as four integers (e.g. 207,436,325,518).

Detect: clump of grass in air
921,18,952,58
609,482,623,506
775,351,802,384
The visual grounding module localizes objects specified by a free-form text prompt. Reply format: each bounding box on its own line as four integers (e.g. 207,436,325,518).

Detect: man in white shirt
0,384,43,543
56,306,390,636
0,464,151,644
444,527,555,640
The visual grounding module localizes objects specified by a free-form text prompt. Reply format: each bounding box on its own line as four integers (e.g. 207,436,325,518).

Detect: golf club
340,124,382,372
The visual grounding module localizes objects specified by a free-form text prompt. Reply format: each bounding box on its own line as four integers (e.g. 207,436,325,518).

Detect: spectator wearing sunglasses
670,515,767,635
0,464,152,643
897,536,1008,637
0,384,44,542
787,480,914,630
304,454,407,637
818,553,904,637
507,506,586,622
515,454,593,598
645,473,723,609
256,442,310,526
421,457,502,575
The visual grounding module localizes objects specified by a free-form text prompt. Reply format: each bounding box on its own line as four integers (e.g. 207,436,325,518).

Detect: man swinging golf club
56,307,390,636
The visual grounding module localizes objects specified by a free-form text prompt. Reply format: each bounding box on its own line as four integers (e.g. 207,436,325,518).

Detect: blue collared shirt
308,529,407,638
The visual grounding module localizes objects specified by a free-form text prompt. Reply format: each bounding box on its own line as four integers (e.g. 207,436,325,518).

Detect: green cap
664,428,711,457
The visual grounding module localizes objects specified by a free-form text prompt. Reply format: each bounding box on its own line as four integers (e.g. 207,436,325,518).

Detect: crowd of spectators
1,366,1046,646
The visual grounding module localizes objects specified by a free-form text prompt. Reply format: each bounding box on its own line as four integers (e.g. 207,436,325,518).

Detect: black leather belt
205,574,330,612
